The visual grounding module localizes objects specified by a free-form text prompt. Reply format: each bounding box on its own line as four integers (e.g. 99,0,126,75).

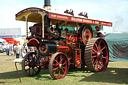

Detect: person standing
16,44,20,58
13,44,16,56
9,43,13,55
6,43,9,56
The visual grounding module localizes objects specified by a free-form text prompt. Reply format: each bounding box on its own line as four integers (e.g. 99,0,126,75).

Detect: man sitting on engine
94,26,105,38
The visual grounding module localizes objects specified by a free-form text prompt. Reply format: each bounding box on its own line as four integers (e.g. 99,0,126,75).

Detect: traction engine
15,0,112,79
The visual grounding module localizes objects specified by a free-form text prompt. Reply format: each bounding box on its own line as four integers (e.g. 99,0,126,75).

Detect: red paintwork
16,7,112,27
74,49,81,67
49,52,68,79
49,12,112,27
16,7,111,80
57,46,71,54
92,38,109,71
28,38,39,47
66,33,77,44
39,43,48,54
82,27,93,44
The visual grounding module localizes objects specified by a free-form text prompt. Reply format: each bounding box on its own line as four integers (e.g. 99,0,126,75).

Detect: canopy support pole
42,12,46,38
25,16,28,38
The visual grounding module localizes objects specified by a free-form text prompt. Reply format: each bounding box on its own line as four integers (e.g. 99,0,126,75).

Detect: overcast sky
0,0,128,35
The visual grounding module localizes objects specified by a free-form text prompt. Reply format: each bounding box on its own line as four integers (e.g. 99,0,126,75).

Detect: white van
0,39,8,52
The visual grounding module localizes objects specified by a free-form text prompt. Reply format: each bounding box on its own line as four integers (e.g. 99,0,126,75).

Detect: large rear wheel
85,38,109,72
80,25,93,68
49,52,68,79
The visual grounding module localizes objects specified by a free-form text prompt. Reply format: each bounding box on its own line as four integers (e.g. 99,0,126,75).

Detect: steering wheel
53,30,59,38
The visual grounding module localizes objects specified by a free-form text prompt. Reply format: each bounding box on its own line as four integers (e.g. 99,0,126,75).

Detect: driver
94,26,105,38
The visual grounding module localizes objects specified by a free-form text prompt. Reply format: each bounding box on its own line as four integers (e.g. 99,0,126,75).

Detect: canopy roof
16,7,112,27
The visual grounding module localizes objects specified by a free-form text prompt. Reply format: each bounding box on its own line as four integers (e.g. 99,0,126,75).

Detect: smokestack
44,0,51,10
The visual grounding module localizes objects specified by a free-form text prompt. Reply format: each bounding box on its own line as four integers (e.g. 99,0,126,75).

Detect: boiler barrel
38,41,71,56
38,41,57,56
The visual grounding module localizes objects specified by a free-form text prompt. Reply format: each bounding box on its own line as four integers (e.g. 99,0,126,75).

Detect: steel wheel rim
22,52,41,76
49,52,68,79
92,38,109,71
85,38,109,72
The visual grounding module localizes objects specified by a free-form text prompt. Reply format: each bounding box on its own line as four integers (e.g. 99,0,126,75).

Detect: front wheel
49,52,68,79
22,52,41,76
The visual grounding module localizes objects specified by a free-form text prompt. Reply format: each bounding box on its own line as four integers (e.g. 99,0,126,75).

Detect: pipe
44,0,51,6
43,0,51,10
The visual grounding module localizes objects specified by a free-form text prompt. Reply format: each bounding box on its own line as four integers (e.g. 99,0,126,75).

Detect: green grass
0,52,128,85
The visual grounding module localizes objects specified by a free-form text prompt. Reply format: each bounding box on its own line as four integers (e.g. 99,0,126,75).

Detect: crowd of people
6,42,28,58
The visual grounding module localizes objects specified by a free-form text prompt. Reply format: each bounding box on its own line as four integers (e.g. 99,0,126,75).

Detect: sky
0,0,128,35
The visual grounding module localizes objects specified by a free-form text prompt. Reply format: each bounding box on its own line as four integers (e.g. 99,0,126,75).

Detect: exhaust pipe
44,0,51,10
44,0,51,6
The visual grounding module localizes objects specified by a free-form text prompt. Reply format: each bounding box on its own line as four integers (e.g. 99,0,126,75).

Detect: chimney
43,0,51,10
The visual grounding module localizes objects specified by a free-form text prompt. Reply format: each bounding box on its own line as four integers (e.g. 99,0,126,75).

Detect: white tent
0,38,6,42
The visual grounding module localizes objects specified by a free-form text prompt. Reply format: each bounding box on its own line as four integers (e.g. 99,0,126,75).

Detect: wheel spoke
32,56,34,61
60,55,63,63
62,61,66,65
94,43,98,50
96,61,99,69
93,59,98,65
25,61,29,66
92,55,97,59
54,59,59,64
92,59,95,64
53,63,58,67
29,67,31,75
100,46,106,51
98,40,102,47
32,68,34,75
53,71,56,76
52,67,58,71
99,60,103,69
95,59,103,70
28,56,30,63
62,68,65,73
102,56,107,60
92,49,97,54
92,51,97,54
36,66,39,70
99,59,103,65
57,70,61,77
33,68,37,73
25,64,29,66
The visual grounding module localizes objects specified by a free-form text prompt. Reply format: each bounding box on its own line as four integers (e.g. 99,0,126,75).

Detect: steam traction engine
15,1,112,79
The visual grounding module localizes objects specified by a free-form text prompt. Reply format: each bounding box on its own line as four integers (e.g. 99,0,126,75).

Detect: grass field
0,52,128,85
